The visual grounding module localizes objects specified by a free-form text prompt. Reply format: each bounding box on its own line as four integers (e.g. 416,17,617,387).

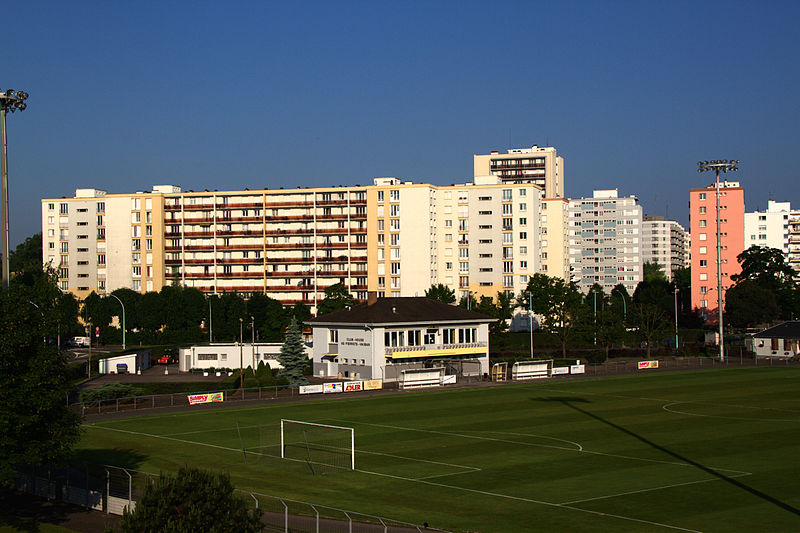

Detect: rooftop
308,297,496,326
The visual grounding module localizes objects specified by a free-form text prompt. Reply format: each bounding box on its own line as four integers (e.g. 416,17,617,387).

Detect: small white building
307,295,495,381
178,343,312,372
751,321,800,358
98,350,151,374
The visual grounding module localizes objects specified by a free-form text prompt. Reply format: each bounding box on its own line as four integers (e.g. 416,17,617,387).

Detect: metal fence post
311,504,320,533
105,469,110,514
281,499,288,532
344,511,352,533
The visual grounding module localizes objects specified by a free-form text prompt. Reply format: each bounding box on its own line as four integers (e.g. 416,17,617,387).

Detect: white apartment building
568,189,643,294
43,178,544,308
790,211,800,273
641,215,687,281
474,145,564,199
744,200,792,256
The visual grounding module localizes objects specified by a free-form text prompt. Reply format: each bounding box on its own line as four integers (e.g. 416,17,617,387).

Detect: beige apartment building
641,215,687,281
474,145,564,199
42,177,546,310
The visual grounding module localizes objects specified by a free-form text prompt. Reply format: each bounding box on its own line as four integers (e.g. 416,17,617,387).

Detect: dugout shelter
308,293,495,381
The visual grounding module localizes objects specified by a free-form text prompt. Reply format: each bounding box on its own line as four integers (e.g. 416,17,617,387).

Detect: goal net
280,419,355,473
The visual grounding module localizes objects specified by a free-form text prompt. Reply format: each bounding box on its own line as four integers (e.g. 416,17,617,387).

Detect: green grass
78,367,800,532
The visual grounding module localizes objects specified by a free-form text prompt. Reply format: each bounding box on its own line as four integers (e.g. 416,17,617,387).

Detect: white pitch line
331,419,751,476
558,472,752,505
476,430,583,451
354,468,702,532
662,402,800,423
89,421,702,531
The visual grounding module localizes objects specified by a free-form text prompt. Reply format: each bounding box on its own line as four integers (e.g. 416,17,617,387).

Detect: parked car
69,336,90,347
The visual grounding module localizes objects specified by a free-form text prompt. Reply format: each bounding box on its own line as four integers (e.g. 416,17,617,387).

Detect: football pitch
80,367,800,532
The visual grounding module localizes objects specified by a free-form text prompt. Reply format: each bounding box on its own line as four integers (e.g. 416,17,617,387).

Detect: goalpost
280,419,355,472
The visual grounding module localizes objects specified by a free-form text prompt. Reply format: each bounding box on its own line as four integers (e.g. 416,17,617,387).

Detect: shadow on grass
534,396,800,518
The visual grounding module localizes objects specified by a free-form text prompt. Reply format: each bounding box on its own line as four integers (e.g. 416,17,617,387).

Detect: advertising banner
323,382,343,394
638,361,659,369
299,384,324,395
344,381,363,392
187,392,224,405
552,367,570,375
363,379,383,391
570,365,586,374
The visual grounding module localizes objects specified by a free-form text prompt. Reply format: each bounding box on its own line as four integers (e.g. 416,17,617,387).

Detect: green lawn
79,367,800,532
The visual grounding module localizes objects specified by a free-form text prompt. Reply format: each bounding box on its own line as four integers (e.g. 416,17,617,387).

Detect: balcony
385,342,488,359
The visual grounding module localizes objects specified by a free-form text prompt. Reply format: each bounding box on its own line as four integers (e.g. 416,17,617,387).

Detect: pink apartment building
689,181,745,322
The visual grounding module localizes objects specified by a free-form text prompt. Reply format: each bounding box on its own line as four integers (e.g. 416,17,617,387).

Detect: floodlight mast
697,159,739,362
0,88,29,290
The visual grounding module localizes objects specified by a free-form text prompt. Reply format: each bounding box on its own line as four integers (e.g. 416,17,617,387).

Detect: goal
280,419,355,472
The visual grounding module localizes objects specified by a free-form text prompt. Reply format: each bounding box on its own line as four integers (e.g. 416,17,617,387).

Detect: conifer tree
278,316,308,386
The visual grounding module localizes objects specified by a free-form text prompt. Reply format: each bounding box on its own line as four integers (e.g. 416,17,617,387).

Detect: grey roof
752,321,800,339
308,297,496,326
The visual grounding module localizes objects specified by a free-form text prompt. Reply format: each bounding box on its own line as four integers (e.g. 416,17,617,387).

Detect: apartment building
474,145,564,199
43,178,543,309
790,211,800,273
688,180,745,320
744,200,791,256
540,198,570,280
568,189,643,294
641,215,687,281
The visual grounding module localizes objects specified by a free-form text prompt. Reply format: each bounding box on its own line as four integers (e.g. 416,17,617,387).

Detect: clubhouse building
308,295,495,381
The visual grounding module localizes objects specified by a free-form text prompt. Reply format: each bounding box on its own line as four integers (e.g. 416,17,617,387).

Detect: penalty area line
355,467,702,533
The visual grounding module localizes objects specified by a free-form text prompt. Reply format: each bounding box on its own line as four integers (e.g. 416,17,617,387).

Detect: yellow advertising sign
363,379,383,390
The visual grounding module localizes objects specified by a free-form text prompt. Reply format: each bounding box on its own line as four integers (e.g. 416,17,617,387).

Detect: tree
0,271,81,486
524,274,583,358
317,283,355,316
278,316,308,386
425,284,456,304
9,233,43,275
118,467,262,533
632,303,670,358
642,261,668,283
458,292,478,310
724,280,779,328
731,246,799,320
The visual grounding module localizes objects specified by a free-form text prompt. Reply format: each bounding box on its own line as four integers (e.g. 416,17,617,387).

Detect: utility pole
0,89,28,290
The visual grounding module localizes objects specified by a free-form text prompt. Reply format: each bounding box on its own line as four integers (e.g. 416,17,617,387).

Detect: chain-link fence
14,463,448,532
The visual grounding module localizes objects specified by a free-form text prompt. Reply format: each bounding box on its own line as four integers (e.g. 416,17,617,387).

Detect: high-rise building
688,180,745,320
641,215,687,281
568,189,642,294
540,198,570,280
744,200,791,256
473,145,564,199
42,178,544,310
789,210,800,273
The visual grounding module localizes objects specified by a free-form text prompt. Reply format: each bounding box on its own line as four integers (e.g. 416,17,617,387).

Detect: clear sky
4,0,799,245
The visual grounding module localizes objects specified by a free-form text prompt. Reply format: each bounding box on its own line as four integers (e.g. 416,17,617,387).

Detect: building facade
308,296,493,380
568,189,643,294
42,178,545,309
473,145,564,199
744,200,791,256
688,180,745,320
641,215,687,281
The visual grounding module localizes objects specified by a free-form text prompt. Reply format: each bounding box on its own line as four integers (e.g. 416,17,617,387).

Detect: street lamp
109,293,126,350
698,159,739,362
239,317,244,393
1,88,29,290
208,298,213,343
674,287,679,351
527,291,534,359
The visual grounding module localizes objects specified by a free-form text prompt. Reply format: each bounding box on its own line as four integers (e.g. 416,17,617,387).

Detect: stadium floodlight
280,419,355,472
697,158,739,362
0,87,29,290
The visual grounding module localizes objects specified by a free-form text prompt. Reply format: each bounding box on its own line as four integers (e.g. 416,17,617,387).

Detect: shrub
80,383,144,403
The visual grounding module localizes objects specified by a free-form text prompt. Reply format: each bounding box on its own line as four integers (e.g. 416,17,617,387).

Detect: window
699,260,707,266
699,220,707,227
60,203,68,214
132,266,141,277
699,233,707,241
377,190,384,202
329,329,339,343
390,205,400,217
391,262,400,274
699,193,706,200
699,206,706,214
390,190,399,202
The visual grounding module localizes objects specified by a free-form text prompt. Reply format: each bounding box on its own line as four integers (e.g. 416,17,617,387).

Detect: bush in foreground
118,467,262,533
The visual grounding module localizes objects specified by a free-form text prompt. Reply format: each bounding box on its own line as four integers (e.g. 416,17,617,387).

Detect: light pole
698,159,739,361
528,291,534,359
239,317,244,394
0,88,29,290
616,290,627,319
250,315,255,369
208,298,213,343
109,293,126,350
674,287,679,351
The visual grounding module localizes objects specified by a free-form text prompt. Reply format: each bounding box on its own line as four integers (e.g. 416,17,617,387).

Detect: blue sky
4,0,800,245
